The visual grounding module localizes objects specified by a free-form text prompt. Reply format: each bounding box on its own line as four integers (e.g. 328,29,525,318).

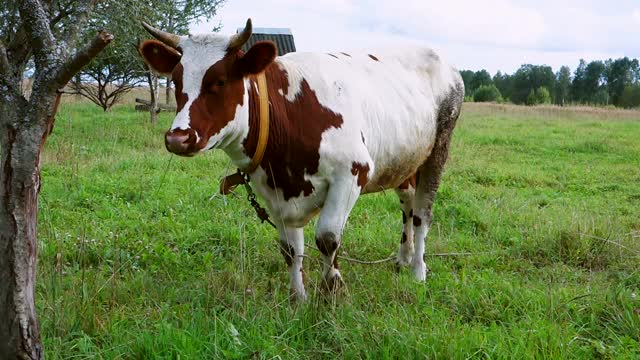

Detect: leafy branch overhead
0,0,113,114
74,0,225,111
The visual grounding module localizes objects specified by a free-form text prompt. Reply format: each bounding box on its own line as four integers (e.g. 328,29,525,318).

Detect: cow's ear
237,41,277,75
139,40,181,75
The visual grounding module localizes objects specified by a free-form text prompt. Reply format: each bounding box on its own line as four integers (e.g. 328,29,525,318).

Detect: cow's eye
216,80,226,86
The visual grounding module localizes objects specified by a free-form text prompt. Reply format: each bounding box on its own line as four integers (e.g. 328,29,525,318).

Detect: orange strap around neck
246,71,269,173
219,72,269,196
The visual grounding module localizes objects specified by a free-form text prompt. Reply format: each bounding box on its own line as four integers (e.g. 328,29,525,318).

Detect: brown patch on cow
164,51,247,156
340,52,351,57
171,64,188,113
351,162,370,188
280,243,295,267
316,232,338,257
409,209,413,218
237,41,277,75
368,54,379,61
243,64,344,200
139,40,182,75
397,175,417,190
183,53,246,152
401,232,407,244
413,215,422,227
327,53,338,59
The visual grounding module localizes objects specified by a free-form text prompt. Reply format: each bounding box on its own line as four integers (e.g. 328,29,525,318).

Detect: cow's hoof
411,260,428,282
395,255,413,272
322,269,344,293
289,288,308,303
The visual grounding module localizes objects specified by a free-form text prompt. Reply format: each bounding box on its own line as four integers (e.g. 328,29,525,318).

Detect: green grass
37,102,640,359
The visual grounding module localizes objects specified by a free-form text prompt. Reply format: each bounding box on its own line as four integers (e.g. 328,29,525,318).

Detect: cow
139,19,464,301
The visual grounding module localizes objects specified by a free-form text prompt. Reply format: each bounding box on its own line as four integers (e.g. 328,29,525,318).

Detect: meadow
37,101,639,358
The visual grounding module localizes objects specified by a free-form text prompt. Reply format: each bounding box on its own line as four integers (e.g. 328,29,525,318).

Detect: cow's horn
141,21,181,49
227,18,252,51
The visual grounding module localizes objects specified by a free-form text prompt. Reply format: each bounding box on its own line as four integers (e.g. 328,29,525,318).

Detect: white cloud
633,9,640,24
369,0,547,47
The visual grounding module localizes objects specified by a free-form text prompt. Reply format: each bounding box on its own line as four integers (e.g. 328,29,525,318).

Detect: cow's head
139,19,276,156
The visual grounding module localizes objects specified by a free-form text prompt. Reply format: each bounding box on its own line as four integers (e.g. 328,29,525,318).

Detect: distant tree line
461,57,640,108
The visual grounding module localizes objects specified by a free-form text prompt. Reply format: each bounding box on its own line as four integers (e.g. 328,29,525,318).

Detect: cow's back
274,47,461,192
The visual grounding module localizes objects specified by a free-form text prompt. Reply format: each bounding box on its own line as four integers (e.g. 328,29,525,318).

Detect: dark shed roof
237,27,296,55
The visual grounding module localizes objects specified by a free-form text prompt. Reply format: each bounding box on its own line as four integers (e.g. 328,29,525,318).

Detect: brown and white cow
139,19,464,301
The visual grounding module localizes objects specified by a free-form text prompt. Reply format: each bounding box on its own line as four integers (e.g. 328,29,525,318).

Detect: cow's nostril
165,129,196,154
184,130,196,145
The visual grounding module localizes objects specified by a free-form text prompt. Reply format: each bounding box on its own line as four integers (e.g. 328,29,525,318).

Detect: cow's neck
241,62,289,175
215,78,254,169
238,61,345,201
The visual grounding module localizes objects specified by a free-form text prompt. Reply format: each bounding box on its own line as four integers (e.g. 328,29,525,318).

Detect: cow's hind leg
395,176,416,268
279,226,307,301
411,85,463,281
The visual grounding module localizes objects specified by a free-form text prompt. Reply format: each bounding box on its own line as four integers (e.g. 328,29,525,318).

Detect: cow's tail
434,70,464,151
414,69,464,223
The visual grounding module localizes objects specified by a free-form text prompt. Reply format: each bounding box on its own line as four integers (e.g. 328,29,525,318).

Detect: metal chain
239,171,277,229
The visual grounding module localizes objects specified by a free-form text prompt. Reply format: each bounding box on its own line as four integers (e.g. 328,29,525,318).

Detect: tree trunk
148,71,159,124
74,73,82,102
165,76,173,105
0,1,111,353
0,91,57,360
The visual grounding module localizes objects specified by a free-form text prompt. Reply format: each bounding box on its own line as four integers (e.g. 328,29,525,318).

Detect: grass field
37,101,640,359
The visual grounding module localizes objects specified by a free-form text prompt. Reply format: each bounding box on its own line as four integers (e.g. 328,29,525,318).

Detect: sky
190,0,640,75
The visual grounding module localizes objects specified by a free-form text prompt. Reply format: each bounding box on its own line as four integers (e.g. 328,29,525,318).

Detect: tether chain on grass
338,253,396,264
302,244,478,265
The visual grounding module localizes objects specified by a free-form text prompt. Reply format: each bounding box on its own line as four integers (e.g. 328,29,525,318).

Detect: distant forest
461,57,640,108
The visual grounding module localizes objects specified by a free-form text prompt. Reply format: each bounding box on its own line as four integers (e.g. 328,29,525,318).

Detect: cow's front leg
278,226,307,301
315,176,363,292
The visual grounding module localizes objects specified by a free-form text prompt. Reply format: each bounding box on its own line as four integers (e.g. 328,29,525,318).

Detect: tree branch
78,83,101,106
0,40,10,78
60,0,98,48
50,7,72,28
0,41,26,106
52,30,113,90
19,0,57,62
6,26,32,72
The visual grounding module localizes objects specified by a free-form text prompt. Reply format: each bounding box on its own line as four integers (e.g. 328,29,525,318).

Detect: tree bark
148,71,159,124
0,0,111,355
74,73,82,102
165,76,173,105
0,91,58,360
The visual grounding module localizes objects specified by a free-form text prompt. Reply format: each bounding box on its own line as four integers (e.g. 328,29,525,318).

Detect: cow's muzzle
165,128,198,156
